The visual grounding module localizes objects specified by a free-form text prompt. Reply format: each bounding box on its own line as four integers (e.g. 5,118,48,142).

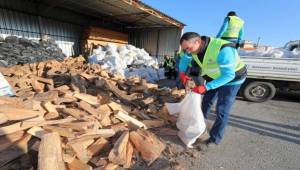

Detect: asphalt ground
142,80,300,170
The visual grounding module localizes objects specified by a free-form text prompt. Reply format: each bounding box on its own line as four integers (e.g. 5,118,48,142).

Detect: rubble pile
0,36,65,67
89,43,165,83
0,56,185,170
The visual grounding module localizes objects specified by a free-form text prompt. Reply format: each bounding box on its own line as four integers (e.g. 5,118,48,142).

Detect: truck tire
242,81,276,102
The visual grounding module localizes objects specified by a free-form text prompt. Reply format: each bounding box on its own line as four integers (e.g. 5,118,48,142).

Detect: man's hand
192,85,206,94
179,72,191,86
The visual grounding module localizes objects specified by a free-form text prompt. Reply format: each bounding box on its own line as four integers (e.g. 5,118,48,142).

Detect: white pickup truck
240,41,300,102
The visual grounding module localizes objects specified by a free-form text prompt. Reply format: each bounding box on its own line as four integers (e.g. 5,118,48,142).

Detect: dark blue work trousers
202,84,241,144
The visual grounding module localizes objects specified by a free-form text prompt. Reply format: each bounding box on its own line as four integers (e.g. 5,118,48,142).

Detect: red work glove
179,72,191,86
192,85,206,94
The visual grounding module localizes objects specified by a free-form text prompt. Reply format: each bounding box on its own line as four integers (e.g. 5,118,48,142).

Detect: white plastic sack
166,92,206,148
0,72,14,96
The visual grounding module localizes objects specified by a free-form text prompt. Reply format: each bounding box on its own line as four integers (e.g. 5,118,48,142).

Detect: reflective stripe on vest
222,16,244,38
191,38,245,79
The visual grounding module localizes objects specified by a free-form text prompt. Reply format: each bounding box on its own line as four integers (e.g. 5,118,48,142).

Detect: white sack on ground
88,43,163,83
166,92,206,148
0,72,14,96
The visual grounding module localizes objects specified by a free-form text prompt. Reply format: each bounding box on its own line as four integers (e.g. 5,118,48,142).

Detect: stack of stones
0,36,65,67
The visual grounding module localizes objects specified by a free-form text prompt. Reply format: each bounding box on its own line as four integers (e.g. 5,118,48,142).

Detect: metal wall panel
158,28,181,57
130,30,159,56
129,27,182,64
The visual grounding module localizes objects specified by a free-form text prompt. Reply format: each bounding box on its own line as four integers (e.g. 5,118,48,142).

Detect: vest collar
197,36,211,61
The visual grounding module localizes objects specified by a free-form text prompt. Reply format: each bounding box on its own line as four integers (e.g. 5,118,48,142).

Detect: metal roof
39,0,185,29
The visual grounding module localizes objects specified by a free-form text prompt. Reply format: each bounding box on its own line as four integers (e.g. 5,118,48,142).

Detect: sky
142,0,299,47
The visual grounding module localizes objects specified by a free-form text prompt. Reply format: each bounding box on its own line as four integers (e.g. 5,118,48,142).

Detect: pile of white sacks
88,43,165,83
239,47,300,58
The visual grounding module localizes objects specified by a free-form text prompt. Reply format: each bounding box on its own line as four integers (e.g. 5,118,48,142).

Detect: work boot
196,138,218,152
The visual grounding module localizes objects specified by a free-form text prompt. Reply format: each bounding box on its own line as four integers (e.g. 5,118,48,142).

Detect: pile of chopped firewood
0,56,185,170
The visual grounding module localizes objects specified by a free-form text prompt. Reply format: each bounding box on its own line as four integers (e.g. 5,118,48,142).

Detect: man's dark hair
227,11,237,16
180,32,201,44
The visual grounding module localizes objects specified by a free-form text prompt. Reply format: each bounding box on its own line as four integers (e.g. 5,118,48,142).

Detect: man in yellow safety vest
217,11,244,48
179,32,247,150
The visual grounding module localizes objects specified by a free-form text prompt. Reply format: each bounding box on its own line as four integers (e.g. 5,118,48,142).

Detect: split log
68,139,94,163
87,137,109,157
0,131,24,152
124,141,134,168
77,100,102,119
62,108,90,120
114,111,147,129
38,132,66,170
27,126,46,139
67,158,92,170
141,120,165,129
43,126,75,138
0,117,75,136
105,80,138,103
42,101,59,119
103,163,118,170
129,129,165,165
108,131,129,165
0,134,32,167
73,93,100,106
0,105,43,121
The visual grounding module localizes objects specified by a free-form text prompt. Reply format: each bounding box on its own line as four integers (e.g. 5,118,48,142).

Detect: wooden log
0,96,25,107
80,73,97,81
27,126,46,139
0,134,32,167
68,139,94,163
129,129,165,165
153,105,177,124
34,90,59,102
108,102,131,113
105,80,138,103
141,120,165,129
114,111,147,129
31,78,45,92
0,131,24,152
76,129,115,139
0,117,75,136
43,126,75,138
55,85,70,94
97,104,112,118
0,113,8,125
42,101,59,119
142,97,155,105
36,76,53,85
108,131,129,165
38,132,66,170
59,121,94,132
62,108,90,120
87,137,109,157
67,158,92,170
73,93,100,106
77,100,101,118
100,113,112,126
102,163,118,170
124,141,134,168
0,104,43,121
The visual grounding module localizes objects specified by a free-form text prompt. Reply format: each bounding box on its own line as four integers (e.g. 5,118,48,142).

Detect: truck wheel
242,81,276,102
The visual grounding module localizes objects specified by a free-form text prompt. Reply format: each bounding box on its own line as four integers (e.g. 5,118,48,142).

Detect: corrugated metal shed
0,0,84,56
0,0,185,58
39,0,184,29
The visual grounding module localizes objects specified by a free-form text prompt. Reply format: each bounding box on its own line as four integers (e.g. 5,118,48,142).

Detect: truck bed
241,56,300,82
